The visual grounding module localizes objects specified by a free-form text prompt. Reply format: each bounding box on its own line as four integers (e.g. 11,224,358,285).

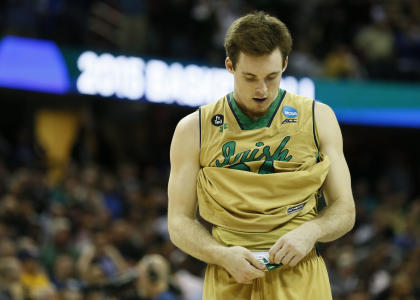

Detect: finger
280,251,295,265
246,263,266,278
236,272,261,284
269,239,284,262
250,268,266,278
274,246,288,264
244,260,266,278
244,252,266,270
289,255,303,267
234,275,253,285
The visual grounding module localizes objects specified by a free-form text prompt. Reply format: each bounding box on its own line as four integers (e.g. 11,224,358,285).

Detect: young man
168,11,355,300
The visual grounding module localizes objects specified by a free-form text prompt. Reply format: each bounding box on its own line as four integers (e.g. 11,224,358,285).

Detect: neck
232,92,264,120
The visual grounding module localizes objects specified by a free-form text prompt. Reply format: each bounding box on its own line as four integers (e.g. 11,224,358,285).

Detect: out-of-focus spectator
100,172,125,220
324,44,363,78
172,252,204,300
41,217,78,276
345,289,369,300
0,257,24,300
0,237,16,258
354,5,395,79
330,246,359,297
51,254,82,292
387,271,416,300
117,0,148,54
60,288,83,300
109,219,144,265
136,254,180,300
288,40,323,78
84,290,108,300
387,1,420,80
0,193,38,241
77,229,128,284
18,246,57,299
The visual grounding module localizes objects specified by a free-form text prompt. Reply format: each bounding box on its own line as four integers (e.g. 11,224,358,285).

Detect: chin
254,101,270,110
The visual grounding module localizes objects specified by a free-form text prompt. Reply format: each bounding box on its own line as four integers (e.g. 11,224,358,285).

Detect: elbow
167,218,177,244
346,204,356,233
168,216,182,248
168,228,178,247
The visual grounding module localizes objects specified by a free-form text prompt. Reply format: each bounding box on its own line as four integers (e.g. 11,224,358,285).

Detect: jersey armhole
312,100,320,154
198,107,202,148
313,100,327,212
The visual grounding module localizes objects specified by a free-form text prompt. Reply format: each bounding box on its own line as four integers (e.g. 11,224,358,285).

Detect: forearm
169,215,228,266
303,196,355,243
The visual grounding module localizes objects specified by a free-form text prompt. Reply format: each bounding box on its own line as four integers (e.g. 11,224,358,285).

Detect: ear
282,56,289,73
225,57,234,74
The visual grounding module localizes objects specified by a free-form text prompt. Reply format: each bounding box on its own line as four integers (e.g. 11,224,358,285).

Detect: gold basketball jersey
200,89,319,168
197,89,330,250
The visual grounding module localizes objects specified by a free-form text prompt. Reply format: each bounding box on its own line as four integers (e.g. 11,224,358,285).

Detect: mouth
253,97,267,103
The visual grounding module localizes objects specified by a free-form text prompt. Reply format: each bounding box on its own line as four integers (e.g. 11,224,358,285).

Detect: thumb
245,251,266,271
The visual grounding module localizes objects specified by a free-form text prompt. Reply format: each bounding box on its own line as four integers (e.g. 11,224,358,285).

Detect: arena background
0,1,419,299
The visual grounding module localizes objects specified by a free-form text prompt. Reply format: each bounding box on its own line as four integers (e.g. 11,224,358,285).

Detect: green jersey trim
227,89,285,130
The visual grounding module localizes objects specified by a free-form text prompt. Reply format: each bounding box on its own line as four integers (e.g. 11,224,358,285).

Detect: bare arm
168,111,223,264
168,111,265,283
269,102,355,266
304,102,356,242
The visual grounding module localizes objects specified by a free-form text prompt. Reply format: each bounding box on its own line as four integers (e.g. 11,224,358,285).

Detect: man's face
226,48,287,119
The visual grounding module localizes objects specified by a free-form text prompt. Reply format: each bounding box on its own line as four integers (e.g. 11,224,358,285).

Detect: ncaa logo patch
211,114,224,126
283,106,298,118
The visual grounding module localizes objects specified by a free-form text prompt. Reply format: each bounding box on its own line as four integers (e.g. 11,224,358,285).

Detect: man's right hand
220,246,266,284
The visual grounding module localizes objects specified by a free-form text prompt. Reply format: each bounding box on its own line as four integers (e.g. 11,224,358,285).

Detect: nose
255,80,268,96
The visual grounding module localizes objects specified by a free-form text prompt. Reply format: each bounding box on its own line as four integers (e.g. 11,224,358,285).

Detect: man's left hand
268,224,320,267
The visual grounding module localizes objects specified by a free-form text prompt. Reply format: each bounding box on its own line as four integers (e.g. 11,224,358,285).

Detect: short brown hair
224,11,292,69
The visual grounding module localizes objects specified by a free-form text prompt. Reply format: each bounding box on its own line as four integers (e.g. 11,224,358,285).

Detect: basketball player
168,11,355,300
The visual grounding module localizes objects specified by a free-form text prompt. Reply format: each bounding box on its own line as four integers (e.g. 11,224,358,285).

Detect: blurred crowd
0,103,206,299
1,0,420,81
0,149,205,299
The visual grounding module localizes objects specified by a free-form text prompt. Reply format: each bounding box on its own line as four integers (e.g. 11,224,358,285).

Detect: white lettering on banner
280,76,298,95
77,51,145,100
117,56,145,100
298,77,315,99
76,51,97,95
145,59,168,103
76,51,315,105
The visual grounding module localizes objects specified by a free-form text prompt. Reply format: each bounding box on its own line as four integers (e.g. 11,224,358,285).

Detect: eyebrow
242,71,281,77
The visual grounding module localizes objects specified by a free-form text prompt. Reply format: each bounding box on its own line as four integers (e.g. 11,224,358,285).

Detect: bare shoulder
176,110,199,133
314,101,342,150
171,110,200,158
314,101,337,123
173,111,199,144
